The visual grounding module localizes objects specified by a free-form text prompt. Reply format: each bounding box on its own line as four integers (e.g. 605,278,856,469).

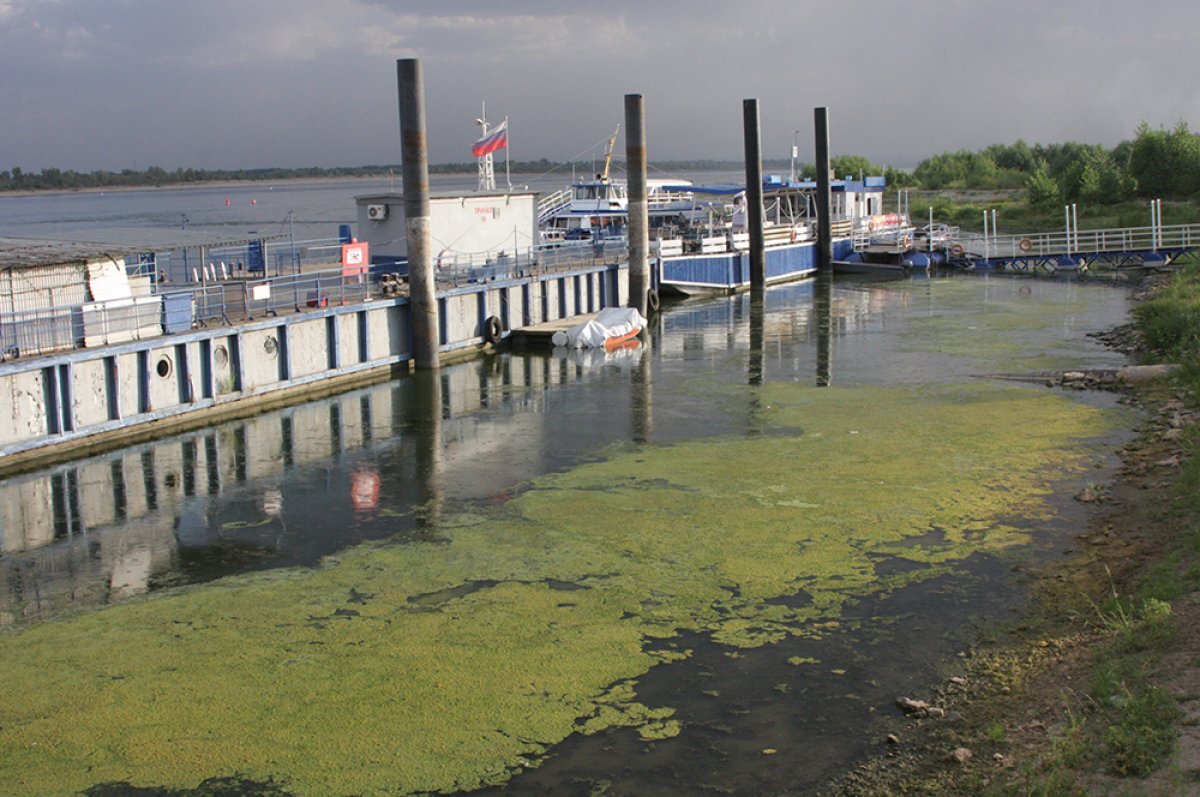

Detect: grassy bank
825,263,1200,795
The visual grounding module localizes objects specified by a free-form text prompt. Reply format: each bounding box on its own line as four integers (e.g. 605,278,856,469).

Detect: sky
2,0,1198,173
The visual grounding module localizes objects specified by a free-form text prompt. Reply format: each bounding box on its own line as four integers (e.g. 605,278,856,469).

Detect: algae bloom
0,383,1113,795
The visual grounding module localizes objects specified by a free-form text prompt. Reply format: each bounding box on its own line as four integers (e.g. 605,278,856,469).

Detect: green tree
831,154,876,180
1026,166,1060,209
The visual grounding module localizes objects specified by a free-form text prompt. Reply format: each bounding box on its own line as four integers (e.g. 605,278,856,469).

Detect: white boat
538,126,701,243
551,306,646,350
651,176,886,295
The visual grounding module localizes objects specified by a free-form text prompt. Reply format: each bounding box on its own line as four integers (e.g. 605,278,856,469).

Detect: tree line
780,122,1199,208
3,122,1196,203
905,121,1200,207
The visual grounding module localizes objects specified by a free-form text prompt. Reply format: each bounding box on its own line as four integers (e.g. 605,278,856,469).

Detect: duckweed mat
0,382,1115,795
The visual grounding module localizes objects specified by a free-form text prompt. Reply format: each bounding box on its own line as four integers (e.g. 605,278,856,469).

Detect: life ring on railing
483,315,502,344
646,288,661,313
950,243,966,258
790,227,799,243
1019,237,1034,253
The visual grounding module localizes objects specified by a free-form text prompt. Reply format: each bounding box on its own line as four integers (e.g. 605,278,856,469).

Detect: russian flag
472,120,508,157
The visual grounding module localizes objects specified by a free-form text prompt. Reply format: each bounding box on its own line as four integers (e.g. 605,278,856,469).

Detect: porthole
213,345,229,367
263,336,278,358
155,355,173,379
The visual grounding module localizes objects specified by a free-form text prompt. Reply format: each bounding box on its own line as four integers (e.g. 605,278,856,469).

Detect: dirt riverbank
819,283,1200,796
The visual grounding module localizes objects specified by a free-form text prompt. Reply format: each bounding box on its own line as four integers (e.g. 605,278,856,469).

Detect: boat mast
476,101,496,192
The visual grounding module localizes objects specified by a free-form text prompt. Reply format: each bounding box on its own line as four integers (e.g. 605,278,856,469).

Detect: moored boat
550,306,646,349
651,176,883,295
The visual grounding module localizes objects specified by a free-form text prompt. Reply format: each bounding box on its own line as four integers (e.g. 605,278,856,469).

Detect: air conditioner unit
366,204,388,220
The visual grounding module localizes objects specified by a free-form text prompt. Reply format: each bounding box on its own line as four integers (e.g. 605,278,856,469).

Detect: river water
0,181,1138,796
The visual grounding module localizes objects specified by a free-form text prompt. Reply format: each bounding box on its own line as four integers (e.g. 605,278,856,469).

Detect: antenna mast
476,101,496,191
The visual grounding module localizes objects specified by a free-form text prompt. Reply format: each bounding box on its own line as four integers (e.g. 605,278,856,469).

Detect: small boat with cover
550,306,646,350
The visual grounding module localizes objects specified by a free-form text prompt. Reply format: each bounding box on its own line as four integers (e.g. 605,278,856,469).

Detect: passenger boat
535,126,895,294
650,176,886,295
537,128,699,243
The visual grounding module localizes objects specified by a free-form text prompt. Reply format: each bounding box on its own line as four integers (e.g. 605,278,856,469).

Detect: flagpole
504,116,512,191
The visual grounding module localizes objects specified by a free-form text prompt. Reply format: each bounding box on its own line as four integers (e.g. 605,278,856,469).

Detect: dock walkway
951,222,1200,273
509,315,590,348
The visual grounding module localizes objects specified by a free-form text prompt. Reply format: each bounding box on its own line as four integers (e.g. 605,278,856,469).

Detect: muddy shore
819,287,1200,796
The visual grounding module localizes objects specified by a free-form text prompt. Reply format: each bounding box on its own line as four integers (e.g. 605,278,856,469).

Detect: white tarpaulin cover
551,306,646,348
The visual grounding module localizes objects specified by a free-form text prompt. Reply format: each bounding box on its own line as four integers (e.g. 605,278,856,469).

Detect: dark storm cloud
1,0,1197,172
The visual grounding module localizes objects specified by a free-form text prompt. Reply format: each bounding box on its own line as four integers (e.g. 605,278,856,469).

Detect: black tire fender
646,288,661,313
483,315,502,344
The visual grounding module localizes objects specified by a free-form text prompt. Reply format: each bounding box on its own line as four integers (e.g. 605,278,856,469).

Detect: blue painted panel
734,253,749,283
661,255,737,287
765,243,817,278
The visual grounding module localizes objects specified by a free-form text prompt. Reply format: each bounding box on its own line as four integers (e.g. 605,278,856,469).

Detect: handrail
955,222,1200,259
536,188,573,224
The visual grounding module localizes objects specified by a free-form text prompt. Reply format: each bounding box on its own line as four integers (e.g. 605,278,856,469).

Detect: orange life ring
790,227,799,243
950,243,965,258
1019,238,1034,253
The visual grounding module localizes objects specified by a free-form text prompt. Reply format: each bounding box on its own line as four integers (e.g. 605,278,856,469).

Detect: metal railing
0,241,631,361
0,305,79,360
429,241,626,286
242,269,374,319
185,237,350,281
957,223,1200,261
1,297,166,360
537,189,573,224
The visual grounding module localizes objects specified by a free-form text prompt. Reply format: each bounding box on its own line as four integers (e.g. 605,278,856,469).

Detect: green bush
1134,262,1200,360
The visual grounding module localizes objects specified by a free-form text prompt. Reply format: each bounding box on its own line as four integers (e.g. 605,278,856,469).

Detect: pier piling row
398,58,439,370
743,98,765,292
625,94,649,317
814,107,833,271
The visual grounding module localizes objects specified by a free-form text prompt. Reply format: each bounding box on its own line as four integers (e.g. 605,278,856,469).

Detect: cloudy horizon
2,0,1197,174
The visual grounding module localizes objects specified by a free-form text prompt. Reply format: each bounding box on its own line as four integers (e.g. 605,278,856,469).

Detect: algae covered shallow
0,380,1116,796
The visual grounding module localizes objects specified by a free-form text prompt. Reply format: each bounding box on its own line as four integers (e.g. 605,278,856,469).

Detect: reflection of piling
814,107,833,272
411,369,443,524
397,58,439,370
625,94,650,317
748,294,765,386
632,348,653,443
815,271,833,386
743,99,765,293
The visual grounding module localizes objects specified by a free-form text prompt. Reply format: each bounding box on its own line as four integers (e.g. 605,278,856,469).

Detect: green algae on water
0,383,1114,795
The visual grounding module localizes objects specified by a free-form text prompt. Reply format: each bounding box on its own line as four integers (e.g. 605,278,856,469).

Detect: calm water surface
0,181,1140,796
0,270,1135,795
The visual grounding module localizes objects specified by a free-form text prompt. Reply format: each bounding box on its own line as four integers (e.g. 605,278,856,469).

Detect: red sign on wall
341,241,369,278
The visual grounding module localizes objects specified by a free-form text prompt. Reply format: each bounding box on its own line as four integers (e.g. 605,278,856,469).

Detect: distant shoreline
0,173,473,200
0,161,773,199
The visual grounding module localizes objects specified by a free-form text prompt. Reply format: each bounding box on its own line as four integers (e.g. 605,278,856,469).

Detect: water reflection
815,272,833,386
0,351,646,625
0,274,1134,626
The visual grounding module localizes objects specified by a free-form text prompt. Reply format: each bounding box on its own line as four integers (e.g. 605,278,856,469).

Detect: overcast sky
2,0,1198,173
